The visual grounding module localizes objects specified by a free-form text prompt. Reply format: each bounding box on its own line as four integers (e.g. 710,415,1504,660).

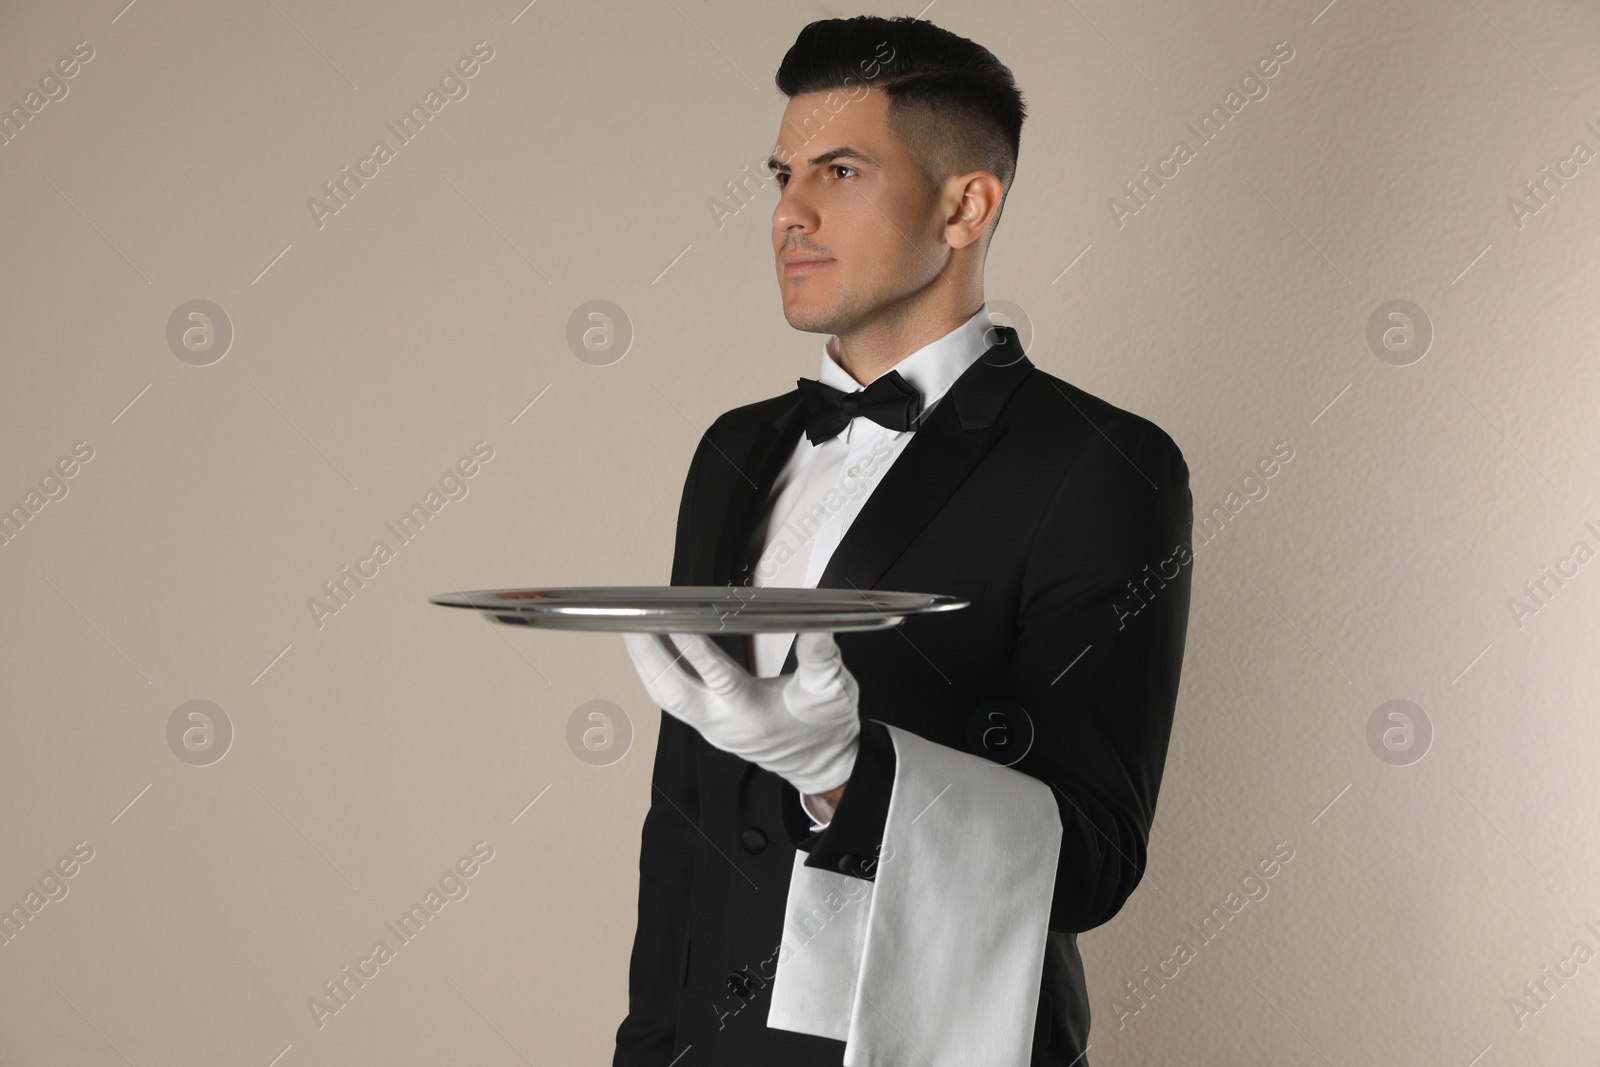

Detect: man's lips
781,257,834,277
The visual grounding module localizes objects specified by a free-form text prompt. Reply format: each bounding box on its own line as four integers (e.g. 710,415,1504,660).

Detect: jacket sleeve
612,431,710,1064
788,719,896,880
1007,418,1193,932
796,419,1193,933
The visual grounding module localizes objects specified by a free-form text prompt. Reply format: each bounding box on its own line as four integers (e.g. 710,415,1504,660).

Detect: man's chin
780,302,841,336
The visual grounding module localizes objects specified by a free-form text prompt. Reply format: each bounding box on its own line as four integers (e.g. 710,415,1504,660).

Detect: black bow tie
795,369,924,445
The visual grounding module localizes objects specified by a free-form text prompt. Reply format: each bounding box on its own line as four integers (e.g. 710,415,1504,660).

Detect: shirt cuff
779,719,896,881
799,791,833,832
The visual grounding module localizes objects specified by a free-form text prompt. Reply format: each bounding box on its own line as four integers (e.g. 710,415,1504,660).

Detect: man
614,15,1193,1066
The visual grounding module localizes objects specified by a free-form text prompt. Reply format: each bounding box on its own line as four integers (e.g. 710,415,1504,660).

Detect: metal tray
427,585,969,633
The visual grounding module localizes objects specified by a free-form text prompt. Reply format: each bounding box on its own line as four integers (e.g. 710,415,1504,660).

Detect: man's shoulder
701,390,800,447
1009,364,1187,470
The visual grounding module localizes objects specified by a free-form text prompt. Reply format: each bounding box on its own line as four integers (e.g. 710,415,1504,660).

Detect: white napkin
768,723,1062,1065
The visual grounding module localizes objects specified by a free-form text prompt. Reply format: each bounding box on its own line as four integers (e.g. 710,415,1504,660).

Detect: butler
614,16,1193,1067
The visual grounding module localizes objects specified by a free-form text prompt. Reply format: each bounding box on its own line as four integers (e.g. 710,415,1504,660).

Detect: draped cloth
768,722,1063,1066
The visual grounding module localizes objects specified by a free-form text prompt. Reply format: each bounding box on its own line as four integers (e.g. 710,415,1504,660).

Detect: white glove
623,629,860,796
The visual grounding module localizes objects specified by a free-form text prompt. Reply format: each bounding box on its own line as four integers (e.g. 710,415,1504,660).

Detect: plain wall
2,1,1599,1063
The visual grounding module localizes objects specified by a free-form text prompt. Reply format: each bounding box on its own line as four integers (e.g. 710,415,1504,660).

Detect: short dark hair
774,16,1026,236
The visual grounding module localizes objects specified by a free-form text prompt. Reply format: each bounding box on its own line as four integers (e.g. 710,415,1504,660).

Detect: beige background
3,0,1599,1063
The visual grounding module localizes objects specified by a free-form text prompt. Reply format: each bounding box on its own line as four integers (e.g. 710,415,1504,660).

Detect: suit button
726,971,752,999
739,827,768,854
836,853,858,874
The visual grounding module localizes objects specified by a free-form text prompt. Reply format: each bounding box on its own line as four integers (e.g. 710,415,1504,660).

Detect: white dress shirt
744,303,995,830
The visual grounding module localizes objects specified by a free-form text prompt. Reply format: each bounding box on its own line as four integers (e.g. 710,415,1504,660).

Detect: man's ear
944,171,1004,250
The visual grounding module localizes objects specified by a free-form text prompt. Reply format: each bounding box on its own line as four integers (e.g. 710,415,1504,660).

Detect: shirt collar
816,303,993,432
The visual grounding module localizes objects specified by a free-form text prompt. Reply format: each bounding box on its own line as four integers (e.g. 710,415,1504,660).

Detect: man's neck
829,300,985,386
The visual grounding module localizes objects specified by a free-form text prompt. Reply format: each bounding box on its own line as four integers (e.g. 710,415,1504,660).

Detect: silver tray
427,585,969,633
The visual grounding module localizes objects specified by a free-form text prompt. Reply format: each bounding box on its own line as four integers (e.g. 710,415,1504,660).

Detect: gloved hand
622,629,860,796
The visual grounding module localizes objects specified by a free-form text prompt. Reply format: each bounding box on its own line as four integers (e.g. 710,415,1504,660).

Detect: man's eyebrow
764,146,878,174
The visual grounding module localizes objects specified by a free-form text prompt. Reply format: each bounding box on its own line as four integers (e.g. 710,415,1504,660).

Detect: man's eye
770,166,855,190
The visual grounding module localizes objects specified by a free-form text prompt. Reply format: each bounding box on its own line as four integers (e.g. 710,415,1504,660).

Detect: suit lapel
709,401,806,594
778,325,1034,674
810,327,1032,597
697,326,1035,673
697,397,805,672
697,325,1033,796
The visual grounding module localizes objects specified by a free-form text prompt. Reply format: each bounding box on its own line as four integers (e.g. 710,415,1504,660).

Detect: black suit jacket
614,326,1194,1066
